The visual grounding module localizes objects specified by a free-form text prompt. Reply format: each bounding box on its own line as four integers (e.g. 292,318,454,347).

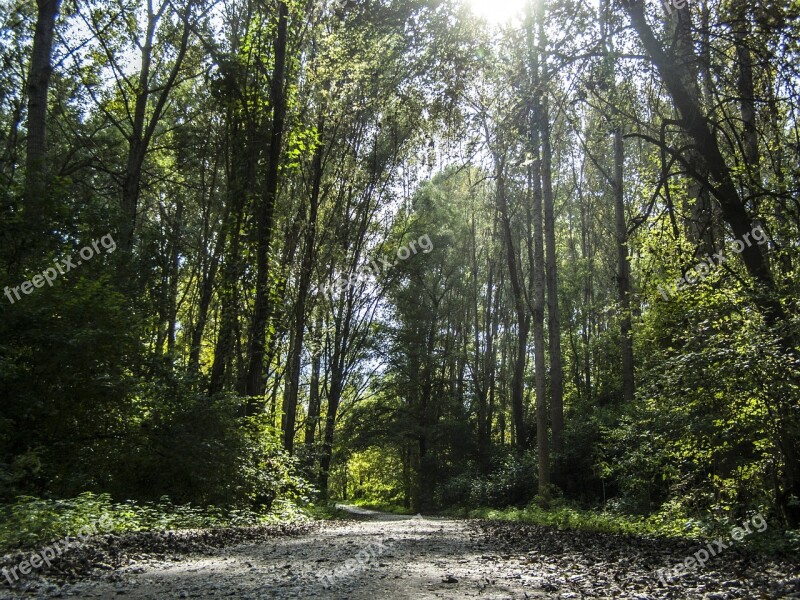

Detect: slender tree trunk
495,158,528,450
165,201,183,358
119,0,192,254
24,0,61,220
414,318,437,512
318,288,356,497
614,129,635,403
531,137,549,492
480,261,495,471
208,115,251,397
119,1,155,253
538,26,564,464
578,170,593,402
487,272,501,447
304,314,323,448
319,367,342,498
470,215,487,463
282,116,324,453
208,214,242,396
498,310,508,446
600,0,635,404
188,210,227,374
252,205,305,403
244,0,290,403
402,446,412,509
528,8,549,491
732,0,759,205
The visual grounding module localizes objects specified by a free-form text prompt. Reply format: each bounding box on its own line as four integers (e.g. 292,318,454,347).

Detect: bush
99,383,314,509
436,451,537,509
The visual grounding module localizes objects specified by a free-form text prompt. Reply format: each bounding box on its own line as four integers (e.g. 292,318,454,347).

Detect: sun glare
464,0,529,25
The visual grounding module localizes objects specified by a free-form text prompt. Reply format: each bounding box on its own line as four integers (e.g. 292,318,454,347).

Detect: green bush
99,383,314,509
436,451,538,509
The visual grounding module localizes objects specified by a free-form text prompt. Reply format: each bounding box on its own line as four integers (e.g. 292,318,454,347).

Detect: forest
1,0,800,595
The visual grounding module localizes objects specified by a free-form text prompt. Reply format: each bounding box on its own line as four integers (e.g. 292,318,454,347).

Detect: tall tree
243,0,290,402
527,6,549,491
282,115,324,452
538,0,565,470
24,0,61,223
118,0,194,253
621,0,800,526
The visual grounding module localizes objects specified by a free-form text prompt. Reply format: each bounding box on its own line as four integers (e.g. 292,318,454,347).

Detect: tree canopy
1,0,800,536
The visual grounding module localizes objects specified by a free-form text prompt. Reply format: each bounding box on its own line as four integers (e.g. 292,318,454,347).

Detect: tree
24,0,61,223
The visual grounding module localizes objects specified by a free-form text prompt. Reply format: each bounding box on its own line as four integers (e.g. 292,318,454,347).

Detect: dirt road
2,505,798,599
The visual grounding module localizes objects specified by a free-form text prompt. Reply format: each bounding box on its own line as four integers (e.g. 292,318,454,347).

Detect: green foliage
0,239,140,500
330,447,404,506
610,279,797,522
443,500,799,553
444,502,649,537
436,451,538,509
302,503,357,520
0,492,311,551
350,499,415,515
105,383,315,509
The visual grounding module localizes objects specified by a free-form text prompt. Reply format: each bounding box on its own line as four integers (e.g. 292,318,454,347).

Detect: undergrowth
441,501,800,555
0,492,311,550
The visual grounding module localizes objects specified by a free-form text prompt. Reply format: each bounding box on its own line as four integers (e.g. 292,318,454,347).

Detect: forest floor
2,504,799,599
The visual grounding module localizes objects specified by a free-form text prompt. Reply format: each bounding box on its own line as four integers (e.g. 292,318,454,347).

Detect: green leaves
0,490,313,550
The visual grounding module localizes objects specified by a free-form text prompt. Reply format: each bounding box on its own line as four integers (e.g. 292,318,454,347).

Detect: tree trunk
667,0,715,252
318,289,355,497
188,208,227,374
244,0,290,402
164,202,182,358
732,0,760,206
495,158,528,450
531,136,549,492
538,18,564,463
487,273,501,447
414,318,437,513
282,116,324,453
304,314,323,448
208,115,252,397
24,0,61,220
614,129,635,403
119,0,191,254
528,8,549,492
319,368,342,498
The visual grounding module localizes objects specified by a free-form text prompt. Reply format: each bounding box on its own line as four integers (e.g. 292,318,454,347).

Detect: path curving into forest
2,507,798,599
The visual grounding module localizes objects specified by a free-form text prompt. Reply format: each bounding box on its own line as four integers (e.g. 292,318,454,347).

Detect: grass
17,493,790,558
441,504,650,536
349,499,415,515
439,502,800,556
0,492,311,550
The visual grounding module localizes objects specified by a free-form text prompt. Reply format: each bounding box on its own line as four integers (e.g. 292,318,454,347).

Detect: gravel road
2,505,798,599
